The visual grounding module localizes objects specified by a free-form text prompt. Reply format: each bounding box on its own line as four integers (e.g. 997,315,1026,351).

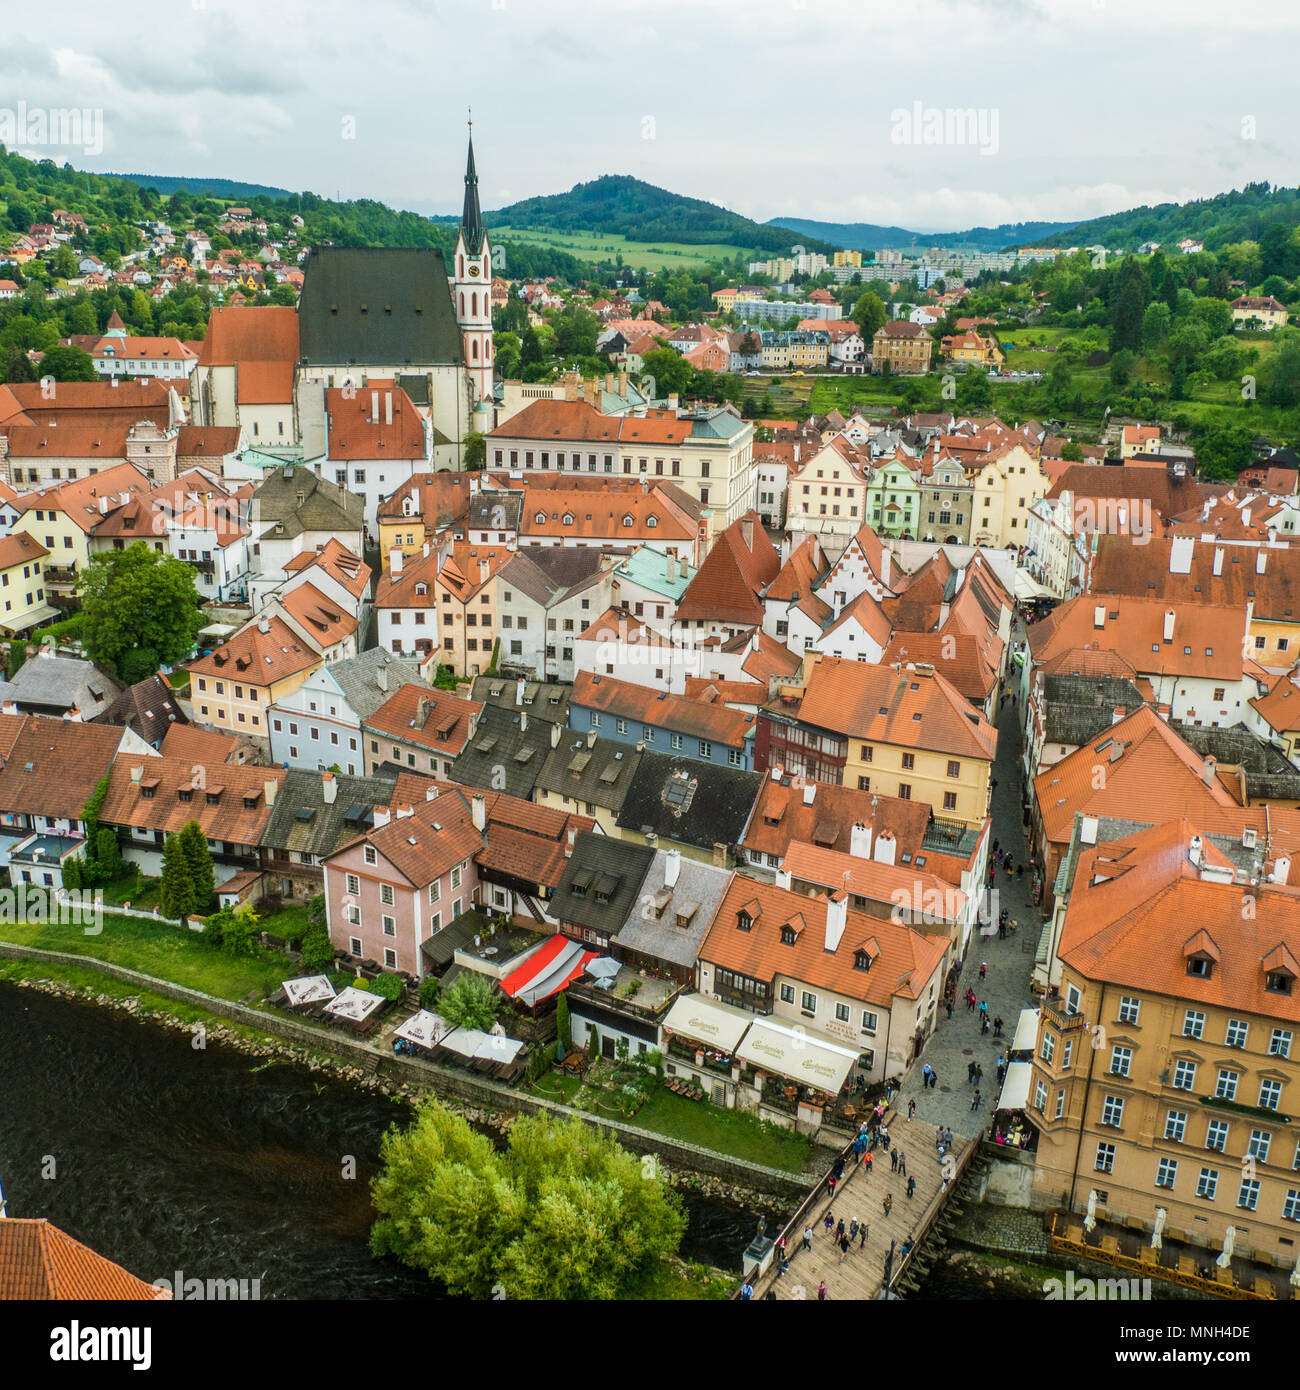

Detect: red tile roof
676,512,779,624
0,1219,168,1300
571,670,755,748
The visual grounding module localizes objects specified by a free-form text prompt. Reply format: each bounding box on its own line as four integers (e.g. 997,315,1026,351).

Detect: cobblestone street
898,646,1041,1139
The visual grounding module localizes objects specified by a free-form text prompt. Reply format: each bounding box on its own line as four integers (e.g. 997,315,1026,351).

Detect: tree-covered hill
767,215,1080,253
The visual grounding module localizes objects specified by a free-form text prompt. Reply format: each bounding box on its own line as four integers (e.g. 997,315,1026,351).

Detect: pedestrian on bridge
803,1226,813,1251
907,1098,916,1121
971,1089,982,1111
882,1193,893,1216
907,1176,916,1200
897,1150,907,1177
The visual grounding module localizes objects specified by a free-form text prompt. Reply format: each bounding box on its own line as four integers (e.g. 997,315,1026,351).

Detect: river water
0,984,762,1297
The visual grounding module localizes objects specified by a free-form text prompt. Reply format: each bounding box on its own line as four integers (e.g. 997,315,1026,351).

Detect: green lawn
629,1089,813,1173
100,873,163,912
491,225,756,272
258,903,312,945
635,1260,734,1301
0,911,289,1002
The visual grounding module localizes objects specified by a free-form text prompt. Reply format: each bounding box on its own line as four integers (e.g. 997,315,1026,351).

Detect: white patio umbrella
1290,1250,1300,1289
1150,1207,1166,1251
1216,1225,1236,1270
1083,1189,1097,1234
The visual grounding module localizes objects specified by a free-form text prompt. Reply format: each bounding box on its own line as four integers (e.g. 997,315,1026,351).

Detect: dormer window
1267,970,1294,995
780,924,799,946
622,514,635,527
1187,955,1213,979
535,511,546,524
854,949,873,971
562,513,574,526
737,911,754,932
415,582,427,596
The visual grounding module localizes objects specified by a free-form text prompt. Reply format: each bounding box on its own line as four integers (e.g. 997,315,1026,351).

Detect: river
0,983,763,1297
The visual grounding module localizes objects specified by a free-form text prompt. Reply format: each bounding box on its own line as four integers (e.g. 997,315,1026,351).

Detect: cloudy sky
3,0,1297,233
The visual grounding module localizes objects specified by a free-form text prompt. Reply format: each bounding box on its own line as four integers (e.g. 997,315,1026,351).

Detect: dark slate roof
93,671,187,746
1171,720,1300,796
260,769,398,858
448,703,556,798
614,751,762,852
420,910,483,967
329,650,426,724
613,850,731,971
251,466,364,537
1041,674,1147,748
4,654,122,716
535,734,642,812
470,675,570,724
496,545,610,610
551,830,654,937
461,134,485,256
467,491,523,531
298,247,463,368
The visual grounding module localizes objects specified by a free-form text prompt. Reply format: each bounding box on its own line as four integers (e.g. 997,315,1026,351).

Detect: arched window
415,582,427,596
458,255,464,277
472,340,478,359
622,514,634,527
472,292,478,316
562,513,574,526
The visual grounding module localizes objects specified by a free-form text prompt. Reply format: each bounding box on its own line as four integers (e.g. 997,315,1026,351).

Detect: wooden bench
1099,1234,1120,1257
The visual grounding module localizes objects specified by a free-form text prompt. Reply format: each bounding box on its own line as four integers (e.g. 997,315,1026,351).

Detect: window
1259,1078,1283,1111
698,740,712,759
1196,1168,1218,1200
450,865,462,891
898,784,912,800
380,884,394,906
1205,1119,1229,1152
364,846,377,866
1040,1032,1056,1066
946,760,960,778
1101,1095,1125,1127
1247,1130,1271,1163
1034,1080,1048,1111
901,752,915,770
1094,1143,1115,1173
1054,1090,1065,1120
1065,984,1082,1015
1156,1157,1178,1189
1109,1045,1132,1078
381,915,396,937
1062,1038,1074,1069
1285,1190,1300,1222
779,984,795,1004
349,936,363,957
1225,1018,1249,1049
346,873,360,895
861,1010,878,1033
1172,1059,1197,1091
1214,1069,1238,1102
800,991,817,1014
943,791,957,810
1183,1009,1205,1039
1271,1028,1293,1059
1118,997,1140,1025
1238,1178,1260,1211
835,1002,851,1024
429,881,440,904
671,734,683,751
383,948,396,970
1165,1110,1187,1142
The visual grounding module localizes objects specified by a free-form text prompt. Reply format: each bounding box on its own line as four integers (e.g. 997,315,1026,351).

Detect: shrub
364,972,405,1002
438,971,501,1031
418,976,441,1009
299,921,335,974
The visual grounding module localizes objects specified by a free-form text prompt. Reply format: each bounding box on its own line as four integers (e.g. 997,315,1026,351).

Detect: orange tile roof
765,534,825,603
700,875,947,1008
1028,593,1248,683
1033,706,1241,847
491,398,695,446
159,723,241,762
571,670,754,748
1250,668,1300,735
279,581,359,650
676,512,779,624
520,486,697,541
683,677,769,706
743,772,931,865
284,538,371,598
0,531,49,569
0,718,124,820
797,657,997,760
881,630,996,702
1058,818,1300,1021
13,463,153,533
325,385,426,460
99,753,287,844
0,1219,168,1300
365,683,482,756
376,472,475,529
783,840,966,921
819,589,894,650
187,615,318,686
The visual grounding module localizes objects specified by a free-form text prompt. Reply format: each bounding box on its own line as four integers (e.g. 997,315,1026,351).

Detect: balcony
1042,998,1087,1032
43,565,77,585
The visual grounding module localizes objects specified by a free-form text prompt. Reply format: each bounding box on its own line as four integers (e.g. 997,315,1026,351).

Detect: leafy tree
1264,336,1300,409
850,290,887,341
1191,419,1255,481
37,344,97,382
418,975,442,1010
1140,301,1171,352
1047,357,1074,409
370,1102,685,1299
159,833,195,919
78,544,204,676
179,819,215,911
1109,348,1136,387
1060,441,1084,462
1109,257,1149,353
462,431,486,469
438,970,501,1031
62,855,83,891
1166,318,1209,370
555,990,572,1050
6,199,32,232
299,920,336,973
956,368,991,412
95,828,122,881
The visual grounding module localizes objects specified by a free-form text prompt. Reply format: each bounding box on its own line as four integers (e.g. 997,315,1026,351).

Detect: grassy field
491,225,755,272
0,910,289,1002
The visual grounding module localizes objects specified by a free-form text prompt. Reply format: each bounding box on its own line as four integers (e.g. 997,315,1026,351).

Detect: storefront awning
1014,569,1055,601
998,1060,1033,1111
500,935,597,1007
662,992,754,1054
1012,1007,1040,1055
736,1018,860,1094
1,603,60,634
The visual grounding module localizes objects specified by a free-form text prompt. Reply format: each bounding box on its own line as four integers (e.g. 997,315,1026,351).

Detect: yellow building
786,437,871,539
1232,295,1289,330
833,250,864,268
1028,817,1300,1261
0,532,56,635
969,443,1050,548
942,331,1004,370
785,657,997,829
712,287,742,313
187,615,320,737
872,321,933,374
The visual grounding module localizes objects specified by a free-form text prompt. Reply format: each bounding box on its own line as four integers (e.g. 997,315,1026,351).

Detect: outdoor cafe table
282,975,336,1008
323,986,384,1025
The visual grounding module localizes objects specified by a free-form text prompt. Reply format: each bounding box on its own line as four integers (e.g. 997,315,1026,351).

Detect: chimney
1093,604,1105,630
425,784,439,801
605,372,614,393
391,549,403,575
712,841,728,868
665,553,678,584
130,765,144,784
668,392,680,411
375,665,388,693
873,831,896,866
1243,506,1252,529
395,805,414,820
824,889,848,953
258,617,270,634
99,494,110,514
550,721,561,748
1080,816,1099,845
370,389,378,421
645,831,658,850
802,782,816,806
617,370,628,395
373,807,392,828
1111,705,1125,725
1162,609,1175,643
566,825,577,858
664,847,681,888
516,677,526,706
587,729,597,749
471,794,486,832
1257,550,1268,575
1201,755,1217,787
385,392,393,426
1169,535,1195,574
849,821,872,859
263,779,278,807
1271,853,1292,884
741,517,754,552
1189,835,1203,867
322,772,338,804
520,710,528,733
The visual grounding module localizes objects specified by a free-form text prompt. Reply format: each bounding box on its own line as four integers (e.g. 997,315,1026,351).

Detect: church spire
461,118,484,255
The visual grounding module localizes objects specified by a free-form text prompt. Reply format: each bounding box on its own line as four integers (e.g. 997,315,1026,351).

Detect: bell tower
452,118,494,405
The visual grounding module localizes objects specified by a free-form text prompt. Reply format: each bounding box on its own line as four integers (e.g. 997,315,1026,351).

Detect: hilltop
766,214,1080,254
